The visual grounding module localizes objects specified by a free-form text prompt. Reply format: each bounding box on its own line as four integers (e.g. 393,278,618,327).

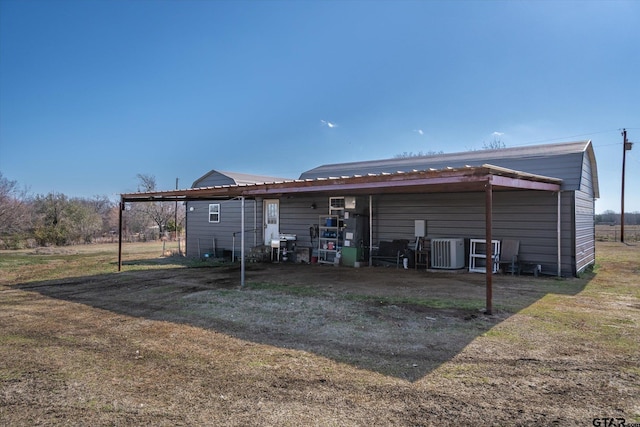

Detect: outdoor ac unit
431,238,465,269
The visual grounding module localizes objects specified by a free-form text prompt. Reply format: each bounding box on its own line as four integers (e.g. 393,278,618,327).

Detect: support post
485,181,493,315
241,196,246,288
368,195,373,267
118,201,124,272
175,178,180,255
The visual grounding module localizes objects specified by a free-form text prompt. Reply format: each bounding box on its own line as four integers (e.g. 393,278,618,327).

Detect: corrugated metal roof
121,164,562,202
124,141,596,201
191,170,292,187
299,140,598,196
217,171,292,185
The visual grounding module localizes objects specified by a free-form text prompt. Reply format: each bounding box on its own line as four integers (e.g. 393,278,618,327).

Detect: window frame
208,203,220,223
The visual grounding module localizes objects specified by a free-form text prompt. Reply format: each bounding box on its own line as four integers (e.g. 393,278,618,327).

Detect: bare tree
136,173,157,193
133,173,174,238
0,172,32,237
394,150,444,158
482,138,506,150
0,173,33,247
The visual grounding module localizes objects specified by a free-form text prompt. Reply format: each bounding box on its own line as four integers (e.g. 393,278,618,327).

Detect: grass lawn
1,241,638,425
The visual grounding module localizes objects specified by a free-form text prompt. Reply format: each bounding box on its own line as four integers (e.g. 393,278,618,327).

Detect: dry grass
1,241,638,425
596,224,640,242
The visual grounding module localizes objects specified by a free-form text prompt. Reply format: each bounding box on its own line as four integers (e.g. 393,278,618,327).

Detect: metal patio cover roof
121,164,561,203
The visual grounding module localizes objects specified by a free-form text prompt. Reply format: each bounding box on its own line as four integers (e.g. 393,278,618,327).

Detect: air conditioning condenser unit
431,238,465,269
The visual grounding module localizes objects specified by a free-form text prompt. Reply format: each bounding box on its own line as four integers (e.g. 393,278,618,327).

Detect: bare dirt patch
1,242,638,425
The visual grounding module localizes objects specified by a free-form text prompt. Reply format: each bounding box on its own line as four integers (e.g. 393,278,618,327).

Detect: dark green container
340,247,362,267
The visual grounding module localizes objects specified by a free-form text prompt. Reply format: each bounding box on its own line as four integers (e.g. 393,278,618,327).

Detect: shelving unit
318,215,342,264
469,239,501,273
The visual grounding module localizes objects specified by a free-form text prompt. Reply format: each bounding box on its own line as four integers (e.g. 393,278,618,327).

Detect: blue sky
1,0,638,213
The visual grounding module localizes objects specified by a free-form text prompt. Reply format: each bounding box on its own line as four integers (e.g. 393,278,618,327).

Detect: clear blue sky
1,0,638,213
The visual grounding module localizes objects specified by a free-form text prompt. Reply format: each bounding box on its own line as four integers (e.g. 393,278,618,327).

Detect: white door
264,199,280,245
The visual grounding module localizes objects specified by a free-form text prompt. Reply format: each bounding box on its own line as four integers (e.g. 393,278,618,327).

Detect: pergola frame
119,164,562,315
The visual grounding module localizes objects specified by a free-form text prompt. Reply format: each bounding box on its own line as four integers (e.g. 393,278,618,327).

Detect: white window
208,203,220,223
266,202,278,225
329,196,345,216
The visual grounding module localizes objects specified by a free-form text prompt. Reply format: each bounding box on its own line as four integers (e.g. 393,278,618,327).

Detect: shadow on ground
13,261,590,381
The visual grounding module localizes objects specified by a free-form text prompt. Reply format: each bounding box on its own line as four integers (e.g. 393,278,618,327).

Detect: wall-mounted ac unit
431,238,465,269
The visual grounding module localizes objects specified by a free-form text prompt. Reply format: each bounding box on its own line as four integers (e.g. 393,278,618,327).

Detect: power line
591,142,621,147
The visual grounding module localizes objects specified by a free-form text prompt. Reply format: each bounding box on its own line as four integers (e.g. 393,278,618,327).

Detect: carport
119,164,561,315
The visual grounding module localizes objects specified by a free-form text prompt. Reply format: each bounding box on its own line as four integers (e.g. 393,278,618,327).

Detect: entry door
264,199,280,245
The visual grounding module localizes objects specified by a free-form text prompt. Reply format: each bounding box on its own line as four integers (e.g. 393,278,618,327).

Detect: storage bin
325,217,337,227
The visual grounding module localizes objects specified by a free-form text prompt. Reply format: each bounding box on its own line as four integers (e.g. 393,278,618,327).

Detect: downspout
185,202,189,257
241,196,246,288
485,180,493,315
254,199,258,247
368,195,373,267
557,191,562,277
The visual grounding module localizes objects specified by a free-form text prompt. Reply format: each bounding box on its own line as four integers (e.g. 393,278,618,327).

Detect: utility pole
176,177,180,255
621,129,633,243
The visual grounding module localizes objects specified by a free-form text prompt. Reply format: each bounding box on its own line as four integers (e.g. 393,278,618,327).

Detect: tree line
595,210,640,225
0,172,184,249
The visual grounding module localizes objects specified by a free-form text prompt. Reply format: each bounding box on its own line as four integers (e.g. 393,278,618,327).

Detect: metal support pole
118,201,124,272
241,196,246,288
368,195,373,267
557,191,562,277
175,178,180,255
485,181,493,315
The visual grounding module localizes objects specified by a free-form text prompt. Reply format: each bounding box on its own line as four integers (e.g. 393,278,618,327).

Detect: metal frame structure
120,164,562,315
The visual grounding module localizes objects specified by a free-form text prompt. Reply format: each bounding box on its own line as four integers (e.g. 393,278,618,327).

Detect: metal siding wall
193,172,235,187
186,196,322,258
237,199,262,254
280,197,328,249
575,192,596,272
185,199,261,258
490,154,583,190
184,189,586,275
573,152,596,273
279,196,369,250
186,172,241,257
579,151,595,195
300,153,585,191
560,191,576,276
368,191,575,276
186,200,213,257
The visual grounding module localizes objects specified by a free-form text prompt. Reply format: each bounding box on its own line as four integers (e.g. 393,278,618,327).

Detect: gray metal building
184,170,290,259
176,140,598,276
